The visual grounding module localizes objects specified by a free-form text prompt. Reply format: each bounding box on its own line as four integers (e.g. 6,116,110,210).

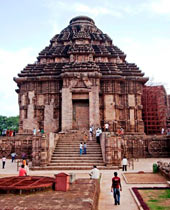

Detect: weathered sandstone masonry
14,16,148,134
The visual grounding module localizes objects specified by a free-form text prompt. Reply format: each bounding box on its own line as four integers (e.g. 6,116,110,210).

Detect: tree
0,115,19,132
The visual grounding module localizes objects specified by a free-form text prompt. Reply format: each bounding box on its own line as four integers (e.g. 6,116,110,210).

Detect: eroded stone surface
0,178,100,210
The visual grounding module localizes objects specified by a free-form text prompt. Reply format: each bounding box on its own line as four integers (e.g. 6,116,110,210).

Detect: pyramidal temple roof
15,16,147,82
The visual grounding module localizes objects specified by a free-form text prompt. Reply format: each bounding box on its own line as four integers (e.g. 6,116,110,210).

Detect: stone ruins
14,16,148,134
1,16,168,168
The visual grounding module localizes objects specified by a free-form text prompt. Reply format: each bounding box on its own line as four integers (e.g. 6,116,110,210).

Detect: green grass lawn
139,189,170,210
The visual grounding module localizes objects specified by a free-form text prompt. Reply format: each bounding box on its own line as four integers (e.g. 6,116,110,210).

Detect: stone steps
51,156,103,160
31,165,120,171
47,132,104,170
48,162,105,166
50,159,103,165
52,153,102,157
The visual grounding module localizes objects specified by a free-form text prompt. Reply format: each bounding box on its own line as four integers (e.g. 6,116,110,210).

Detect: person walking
2,156,6,169
111,172,122,205
122,156,128,171
89,165,100,179
11,152,16,163
80,142,83,155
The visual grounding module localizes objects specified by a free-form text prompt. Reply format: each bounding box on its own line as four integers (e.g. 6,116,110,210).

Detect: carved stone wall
14,16,148,134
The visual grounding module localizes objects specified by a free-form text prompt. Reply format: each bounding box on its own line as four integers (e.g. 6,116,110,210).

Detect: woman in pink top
19,165,27,176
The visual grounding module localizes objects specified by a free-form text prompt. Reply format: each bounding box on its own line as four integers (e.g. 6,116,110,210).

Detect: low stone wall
0,134,33,159
0,178,100,210
32,132,59,167
100,132,122,166
0,132,59,167
157,161,170,180
100,133,170,167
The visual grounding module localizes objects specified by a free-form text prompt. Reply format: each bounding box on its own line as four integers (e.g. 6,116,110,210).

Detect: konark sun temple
1,16,170,169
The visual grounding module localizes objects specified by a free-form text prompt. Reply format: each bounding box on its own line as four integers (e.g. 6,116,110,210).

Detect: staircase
47,131,105,170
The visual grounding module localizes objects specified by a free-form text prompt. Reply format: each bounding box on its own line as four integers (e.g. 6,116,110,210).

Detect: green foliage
0,115,19,132
146,189,170,210
159,189,170,199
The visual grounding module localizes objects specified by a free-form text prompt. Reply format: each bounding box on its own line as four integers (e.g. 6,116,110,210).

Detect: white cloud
149,0,170,14
0,48,36,116
117,37,170,93
73,3,122,17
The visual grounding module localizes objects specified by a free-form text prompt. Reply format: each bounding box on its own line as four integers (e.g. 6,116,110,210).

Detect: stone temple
14,16,148,134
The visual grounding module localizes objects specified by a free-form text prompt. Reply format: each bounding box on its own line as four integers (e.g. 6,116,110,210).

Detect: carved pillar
61,88,73,131
89,86,100,128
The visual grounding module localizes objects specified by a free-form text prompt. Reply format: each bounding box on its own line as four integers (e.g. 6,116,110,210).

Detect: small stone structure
157,161,170,180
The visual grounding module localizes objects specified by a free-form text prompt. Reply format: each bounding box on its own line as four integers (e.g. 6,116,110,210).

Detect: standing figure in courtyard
11,152,17,163
2,156,6,169
122,156,128,171
111,172,122,205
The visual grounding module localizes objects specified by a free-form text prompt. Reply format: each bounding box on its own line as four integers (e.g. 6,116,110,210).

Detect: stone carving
14,16,148,133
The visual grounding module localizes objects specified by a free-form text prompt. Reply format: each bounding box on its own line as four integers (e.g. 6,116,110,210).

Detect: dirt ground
123,172,167,184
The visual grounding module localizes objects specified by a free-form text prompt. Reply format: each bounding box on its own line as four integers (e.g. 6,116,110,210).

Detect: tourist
89,165,100,179
120,127,124,135
22,158,26,166
89,125,93,139
19,164,27,176
11,152,17,163
2,156,6,169
40,129,44,134
111,172,122,205
96,128,101,144
22,152,26,160
122,156,128,171
83,142,87,154
33,128,36,135
161,128,165,135
80,142,83,155
83,133,88,143
105,123,109,131
25,163,29,175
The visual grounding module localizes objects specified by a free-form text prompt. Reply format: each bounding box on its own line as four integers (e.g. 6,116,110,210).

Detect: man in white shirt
89,165,100,179
96,128,101,144
122,156,128,171
105,123,109,131
2,156,6,169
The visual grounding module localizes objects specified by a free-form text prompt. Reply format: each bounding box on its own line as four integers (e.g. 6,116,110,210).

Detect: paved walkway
0,158,170,209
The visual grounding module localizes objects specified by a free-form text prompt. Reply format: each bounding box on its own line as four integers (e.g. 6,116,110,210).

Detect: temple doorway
72,100,89,130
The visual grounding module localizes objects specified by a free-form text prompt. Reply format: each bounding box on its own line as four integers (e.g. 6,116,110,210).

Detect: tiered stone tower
14,16,148,134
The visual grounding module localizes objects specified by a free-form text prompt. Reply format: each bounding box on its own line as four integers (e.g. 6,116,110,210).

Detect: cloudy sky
0,0,170,116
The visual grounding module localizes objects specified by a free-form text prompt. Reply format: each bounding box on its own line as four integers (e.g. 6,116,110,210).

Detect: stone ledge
0,178,100,210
